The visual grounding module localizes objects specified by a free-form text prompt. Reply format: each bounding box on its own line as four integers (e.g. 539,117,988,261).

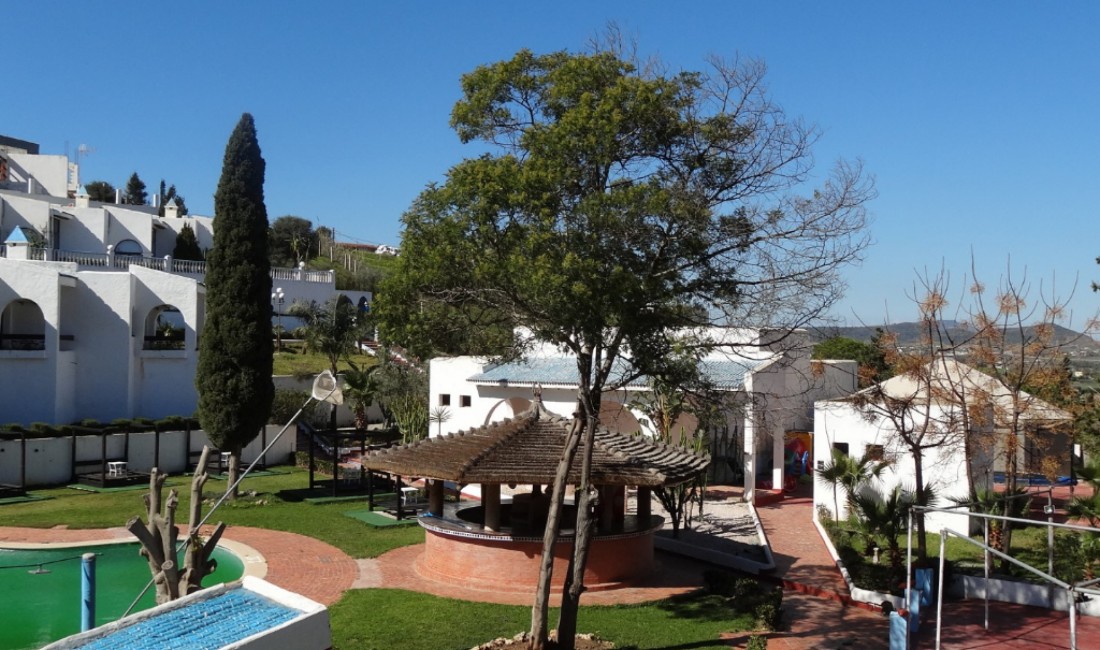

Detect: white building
813,358,1073,532
429,328,858,502
0,139,368,425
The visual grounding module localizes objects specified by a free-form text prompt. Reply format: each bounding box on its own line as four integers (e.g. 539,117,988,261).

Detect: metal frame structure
905,503,1100,649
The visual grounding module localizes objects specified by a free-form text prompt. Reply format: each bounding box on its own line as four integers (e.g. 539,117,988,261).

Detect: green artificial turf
343,508,420,527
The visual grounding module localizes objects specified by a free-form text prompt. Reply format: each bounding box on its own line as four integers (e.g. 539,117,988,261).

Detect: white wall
3,153,69,197
428,356,646,438
130,266,202,420
71,271,136,421
813,399,971,533
0,425,296,487
0,259,65,424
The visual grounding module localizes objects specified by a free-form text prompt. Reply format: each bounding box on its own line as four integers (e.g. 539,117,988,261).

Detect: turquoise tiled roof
74,589,299,650
469,357,765,390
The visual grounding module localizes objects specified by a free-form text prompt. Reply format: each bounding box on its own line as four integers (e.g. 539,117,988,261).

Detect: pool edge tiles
41,576,332,650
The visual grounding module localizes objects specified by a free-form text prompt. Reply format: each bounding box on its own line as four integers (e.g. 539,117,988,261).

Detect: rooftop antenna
74,144,95,189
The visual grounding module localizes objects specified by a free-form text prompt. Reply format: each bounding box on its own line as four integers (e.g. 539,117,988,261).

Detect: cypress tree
172,223,204,261
196,113,273,496
124,172,148,205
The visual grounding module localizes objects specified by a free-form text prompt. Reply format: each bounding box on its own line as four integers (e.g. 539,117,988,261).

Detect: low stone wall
417,517,662,592
962,575,1100,617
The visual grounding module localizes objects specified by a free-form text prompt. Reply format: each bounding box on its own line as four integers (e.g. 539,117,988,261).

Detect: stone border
0,531,269,581
811,513,903,611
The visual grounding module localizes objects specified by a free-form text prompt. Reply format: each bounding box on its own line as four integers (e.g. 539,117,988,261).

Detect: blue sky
7,2,1099,327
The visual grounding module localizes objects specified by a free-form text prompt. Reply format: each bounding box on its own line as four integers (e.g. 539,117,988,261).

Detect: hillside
809,321,1100,352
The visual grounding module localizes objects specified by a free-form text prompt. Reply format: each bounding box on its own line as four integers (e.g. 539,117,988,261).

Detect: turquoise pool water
0,542,244,650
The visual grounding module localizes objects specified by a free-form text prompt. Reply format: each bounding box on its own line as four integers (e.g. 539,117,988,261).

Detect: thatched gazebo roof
362,399,708,488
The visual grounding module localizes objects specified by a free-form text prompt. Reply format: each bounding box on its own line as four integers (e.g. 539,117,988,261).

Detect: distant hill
808,321,1100,352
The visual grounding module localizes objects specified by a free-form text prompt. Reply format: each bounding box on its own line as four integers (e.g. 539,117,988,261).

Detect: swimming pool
0,542,244,650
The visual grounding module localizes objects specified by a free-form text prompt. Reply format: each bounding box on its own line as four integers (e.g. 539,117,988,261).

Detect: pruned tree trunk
128,446,225,604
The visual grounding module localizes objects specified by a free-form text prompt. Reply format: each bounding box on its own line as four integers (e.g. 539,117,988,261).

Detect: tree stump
127,446,226,604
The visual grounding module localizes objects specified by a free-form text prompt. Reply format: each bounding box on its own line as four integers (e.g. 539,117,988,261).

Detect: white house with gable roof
430,328,858,502
813,357,1074,533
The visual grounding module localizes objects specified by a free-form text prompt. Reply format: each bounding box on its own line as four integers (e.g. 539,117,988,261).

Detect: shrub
702,570,783,631
746,634,768,650
29,422,60,436
270,389,317,425
78,418,104,428
753,588,783,631
156,415,186,430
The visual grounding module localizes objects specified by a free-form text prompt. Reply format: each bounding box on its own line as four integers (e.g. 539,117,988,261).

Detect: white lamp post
271,287,285,351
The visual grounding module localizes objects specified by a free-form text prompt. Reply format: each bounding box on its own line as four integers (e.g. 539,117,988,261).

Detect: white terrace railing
20,247,335,284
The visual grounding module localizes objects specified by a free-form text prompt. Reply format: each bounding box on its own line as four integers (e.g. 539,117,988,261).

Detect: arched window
114,239,143,256
0,299,46,350
144,305,185,350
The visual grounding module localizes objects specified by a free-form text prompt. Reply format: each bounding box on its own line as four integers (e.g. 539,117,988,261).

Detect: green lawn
331,589,757,650
272,343,376,377
827,519,1090,593
4,466,763,649
2,468,422,559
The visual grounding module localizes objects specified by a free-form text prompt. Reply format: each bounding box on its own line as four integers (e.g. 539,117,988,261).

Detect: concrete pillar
428,479,444,517
743,416,756,503
483,483,501,532
772,430,785,493
598,485,613,533
636,486,651,523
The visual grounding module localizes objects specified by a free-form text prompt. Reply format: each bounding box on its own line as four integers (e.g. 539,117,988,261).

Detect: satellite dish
311,370,344,405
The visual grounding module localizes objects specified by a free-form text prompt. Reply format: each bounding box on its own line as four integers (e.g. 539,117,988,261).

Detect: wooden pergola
362,396,708,533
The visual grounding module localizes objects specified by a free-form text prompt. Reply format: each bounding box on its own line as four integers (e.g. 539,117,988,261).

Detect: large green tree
85,180,115,203
196,113,274,497
813,334,888,387
124,172,148,205
269,215,318,267
376,46,872,649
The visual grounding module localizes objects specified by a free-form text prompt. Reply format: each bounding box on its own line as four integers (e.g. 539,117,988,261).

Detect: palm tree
852,484,916,570
1067,460,1100,527
343,363,379,431
951,488,1031,554
429,406,452,436
816,448,891,521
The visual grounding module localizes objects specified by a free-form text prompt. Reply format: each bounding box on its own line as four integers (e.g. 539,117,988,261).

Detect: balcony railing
14,247,334,284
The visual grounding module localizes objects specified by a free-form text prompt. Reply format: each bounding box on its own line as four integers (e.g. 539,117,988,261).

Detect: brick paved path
753,484,890,648
0,524,356,606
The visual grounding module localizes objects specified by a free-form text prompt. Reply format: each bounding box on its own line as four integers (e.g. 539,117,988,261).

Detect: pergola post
428,479,444,517
483,483,501,532
598,485,614,532
637,486,651,523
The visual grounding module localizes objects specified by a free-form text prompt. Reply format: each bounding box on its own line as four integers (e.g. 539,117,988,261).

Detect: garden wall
962,575,1100,617
0,424,294,488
